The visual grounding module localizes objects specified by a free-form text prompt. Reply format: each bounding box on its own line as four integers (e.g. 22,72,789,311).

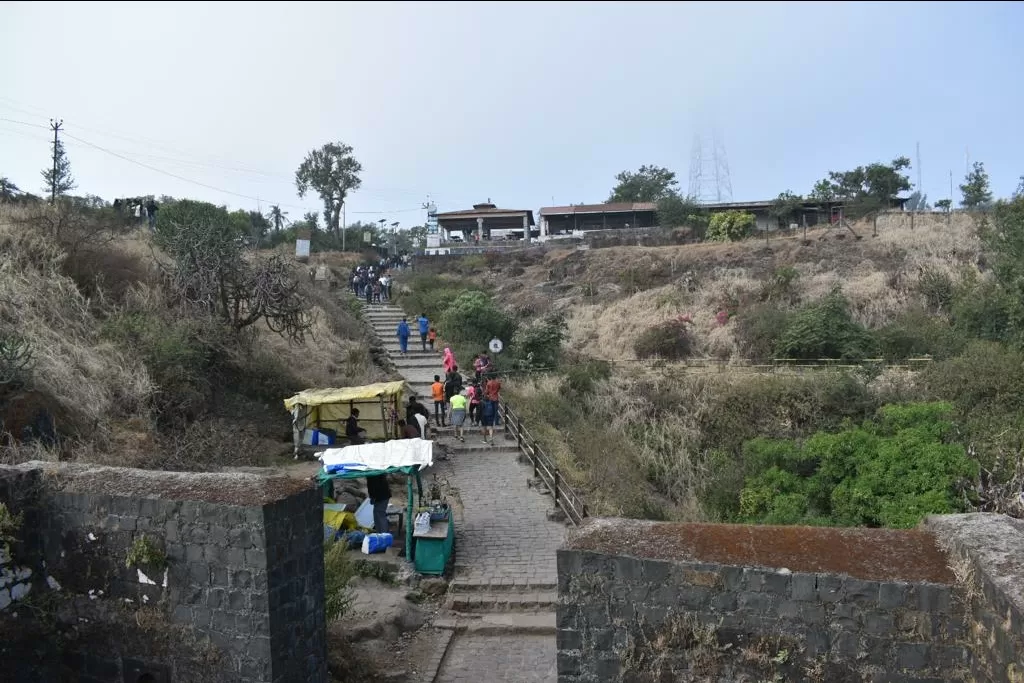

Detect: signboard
363,231,372,244
295,238,310,259
488,338,504,354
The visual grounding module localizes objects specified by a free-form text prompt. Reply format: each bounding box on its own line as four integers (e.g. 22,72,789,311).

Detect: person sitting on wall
346,408,367,445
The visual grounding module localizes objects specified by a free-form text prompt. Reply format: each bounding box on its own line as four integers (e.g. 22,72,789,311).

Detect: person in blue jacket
417,313,430,351
396,317,411,355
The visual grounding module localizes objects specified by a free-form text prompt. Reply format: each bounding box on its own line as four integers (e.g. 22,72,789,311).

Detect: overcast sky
2,1,1022,223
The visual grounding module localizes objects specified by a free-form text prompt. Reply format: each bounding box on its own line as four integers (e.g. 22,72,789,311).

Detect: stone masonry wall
0,461,327,683
557,518,991,683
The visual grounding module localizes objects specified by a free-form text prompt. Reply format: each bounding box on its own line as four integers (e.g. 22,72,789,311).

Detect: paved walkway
363,303,562,682
434,635,556,683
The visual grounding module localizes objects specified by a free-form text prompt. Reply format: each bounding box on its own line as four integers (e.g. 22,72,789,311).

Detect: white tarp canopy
319,438,434,474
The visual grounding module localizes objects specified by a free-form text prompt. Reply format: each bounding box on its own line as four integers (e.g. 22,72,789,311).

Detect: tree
0,177,21,203
155,200,314,341
41,137,76,200
1015,176,1024,199
656,193,706,230
705,210,755,242
813,157,912,218
935,199,952,212
905,191,929,211
294,142,362,237
770,191,804,228
267,204,288,232
960,161,993,209
608,165,679,203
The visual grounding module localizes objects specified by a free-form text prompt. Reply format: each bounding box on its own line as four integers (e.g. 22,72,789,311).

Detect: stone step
451,578,558,593
447,592,558,613
432,612,556,636
434,442,519,454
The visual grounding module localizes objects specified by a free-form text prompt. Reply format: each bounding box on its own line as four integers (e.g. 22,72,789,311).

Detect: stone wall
0,461,327,683
557,516,1024,682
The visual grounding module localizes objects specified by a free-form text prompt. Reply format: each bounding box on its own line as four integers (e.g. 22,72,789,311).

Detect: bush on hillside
705,210,755,242
733,304,791,362
562,360,612,396
511,314,567,370
634,319,694,360
736,402,977,528
757,266,801,305
873,308,965,361
776,289,877,360
438,290,517,349
950,277,1017,343
915,266,955,314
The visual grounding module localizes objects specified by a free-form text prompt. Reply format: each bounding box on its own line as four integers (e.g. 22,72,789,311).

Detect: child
468,382,482,426
431,375,446,427
427,326,438,351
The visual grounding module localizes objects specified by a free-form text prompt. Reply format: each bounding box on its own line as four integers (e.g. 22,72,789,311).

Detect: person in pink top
442,347,457,375
467,382,482,426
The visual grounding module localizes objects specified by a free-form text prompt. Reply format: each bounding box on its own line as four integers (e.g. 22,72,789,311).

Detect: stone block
878,581,909,609
864,611,895,636
776,600,801,620
801,602,826,624
245,549,267,569
743,568,767,591
228,590,247,611
232,569,253,589
186,544,205,563
762,571,792,595
613,555,643,582
916,584,951,613
845,578,880,605
719,565,745,591
710,592,736,612
557,628,582,651
557,652,581,677
228,528,254,549
791,572,817,601
170,604,192,624
832,631,860,659
208,588,226,609
584,603,610,628
594,655,620,680
211,565,229,587
192,606,212,629
895,643,930,670
679,567,722,589
557,604,579,630
642,559,670,583
737,591,773,614
209,525,229,545
591,628,613,651
817,574,845,602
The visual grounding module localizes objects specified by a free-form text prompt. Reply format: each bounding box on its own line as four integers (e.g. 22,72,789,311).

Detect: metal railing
499,400,589,526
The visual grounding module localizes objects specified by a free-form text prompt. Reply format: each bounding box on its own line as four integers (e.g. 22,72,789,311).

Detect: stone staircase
359,300,561,681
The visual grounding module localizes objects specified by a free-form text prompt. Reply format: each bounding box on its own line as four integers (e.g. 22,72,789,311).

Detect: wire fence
499,400,588,526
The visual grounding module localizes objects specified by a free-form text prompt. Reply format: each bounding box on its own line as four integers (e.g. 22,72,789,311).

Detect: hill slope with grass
0,202,388,470
398,209,1024,524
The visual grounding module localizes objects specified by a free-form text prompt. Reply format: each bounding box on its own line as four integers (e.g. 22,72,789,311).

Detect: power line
0,116,50,129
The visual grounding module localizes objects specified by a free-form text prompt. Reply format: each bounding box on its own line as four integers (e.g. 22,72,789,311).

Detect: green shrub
562,360,612,395
758,266,801,304
951,278,1017,343
511,314,567,370
705,210,755,242
324,538,355,622
439,291,517,348
736,402,977,528
734,304,791,362
776,289,877,360
915,267,955,313
634,320,694,360
873,308,965,361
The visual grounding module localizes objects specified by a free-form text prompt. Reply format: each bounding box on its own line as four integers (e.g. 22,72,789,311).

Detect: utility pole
342,201,346,252
49,118,63,204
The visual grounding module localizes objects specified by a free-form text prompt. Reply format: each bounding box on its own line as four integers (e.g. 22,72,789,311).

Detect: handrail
499,399,589,526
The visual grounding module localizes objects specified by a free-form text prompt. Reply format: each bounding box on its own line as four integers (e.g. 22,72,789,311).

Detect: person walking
449,390,468,442
443,347,457,376
431,375,447,427
406,396,430,439
468,381,482,426
345,408,367,445
417,313,430,351
480,394,497,446
396,317,411,355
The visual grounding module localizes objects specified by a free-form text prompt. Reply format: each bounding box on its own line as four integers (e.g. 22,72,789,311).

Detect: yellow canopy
284,381,409,409
285,380,410,443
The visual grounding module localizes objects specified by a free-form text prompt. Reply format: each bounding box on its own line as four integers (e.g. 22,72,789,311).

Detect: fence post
516,414,523,450
553,468,560,507
502,403,509,435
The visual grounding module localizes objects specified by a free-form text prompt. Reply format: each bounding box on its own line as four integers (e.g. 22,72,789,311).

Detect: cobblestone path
434,634,556,683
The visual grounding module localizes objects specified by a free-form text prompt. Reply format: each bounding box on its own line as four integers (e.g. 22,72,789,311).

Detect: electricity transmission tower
687,130,733,204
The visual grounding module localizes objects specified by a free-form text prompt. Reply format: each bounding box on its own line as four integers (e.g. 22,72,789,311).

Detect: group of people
351,265,392,304
395,313,437,355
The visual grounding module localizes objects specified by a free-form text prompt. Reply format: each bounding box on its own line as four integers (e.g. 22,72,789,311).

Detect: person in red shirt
430,375,446,427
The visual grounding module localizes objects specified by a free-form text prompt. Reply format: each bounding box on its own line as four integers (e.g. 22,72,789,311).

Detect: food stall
285,380,409,457
315,438,449,565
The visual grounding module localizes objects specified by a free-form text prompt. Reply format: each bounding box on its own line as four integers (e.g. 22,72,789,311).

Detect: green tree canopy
705,210,754,242
960,161,993,209
655,193,706,230
295,142,362,237
935,199,952,212
770,191,804,227
41,138,76,201
608,165,679,203
813,157,912,218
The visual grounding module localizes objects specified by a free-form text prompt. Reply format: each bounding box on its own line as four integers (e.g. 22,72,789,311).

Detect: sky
2,1,1023,225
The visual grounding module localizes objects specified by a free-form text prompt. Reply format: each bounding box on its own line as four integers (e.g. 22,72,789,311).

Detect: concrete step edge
432,613,556,636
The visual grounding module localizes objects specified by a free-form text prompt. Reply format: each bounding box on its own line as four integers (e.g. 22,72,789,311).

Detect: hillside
0,202,389,470
398,209,1024,525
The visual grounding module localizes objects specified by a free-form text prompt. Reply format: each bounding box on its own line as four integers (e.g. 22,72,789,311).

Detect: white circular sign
489,338,504,354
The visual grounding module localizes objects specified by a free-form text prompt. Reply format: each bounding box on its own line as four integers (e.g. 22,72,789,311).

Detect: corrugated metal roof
540,202,657,216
